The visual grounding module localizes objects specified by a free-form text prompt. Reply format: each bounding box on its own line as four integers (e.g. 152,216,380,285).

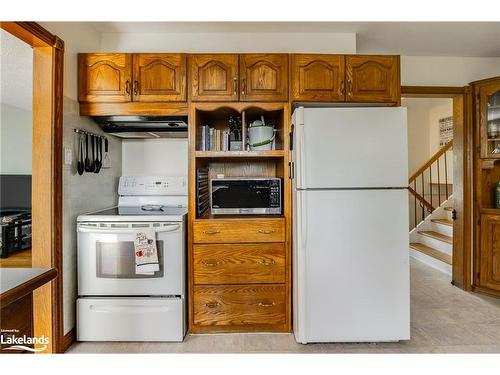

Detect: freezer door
293,189,410,343
293,107,408,189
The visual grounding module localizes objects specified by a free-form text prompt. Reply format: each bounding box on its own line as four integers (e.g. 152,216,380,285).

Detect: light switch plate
64,147,72,165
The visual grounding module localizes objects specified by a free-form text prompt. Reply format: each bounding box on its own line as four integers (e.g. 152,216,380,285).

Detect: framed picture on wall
439,116,453,147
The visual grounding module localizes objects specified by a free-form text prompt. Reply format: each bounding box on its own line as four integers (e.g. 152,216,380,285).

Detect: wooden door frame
0,22,65,353
402,86,473,290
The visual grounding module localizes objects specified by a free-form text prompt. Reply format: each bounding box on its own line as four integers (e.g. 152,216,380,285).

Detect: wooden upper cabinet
190,54,239,101
346,55,400,104
78,53,132,103
240,54,288,102
291,54,345,102
132,54,186,102
479,215,500,292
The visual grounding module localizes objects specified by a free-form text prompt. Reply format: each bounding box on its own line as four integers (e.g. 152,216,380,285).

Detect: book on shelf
200,125,231,152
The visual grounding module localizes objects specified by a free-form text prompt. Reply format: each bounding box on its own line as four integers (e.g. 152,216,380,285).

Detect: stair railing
409,141,453,230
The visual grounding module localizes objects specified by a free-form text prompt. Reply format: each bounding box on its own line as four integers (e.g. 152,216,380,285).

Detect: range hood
94,116,188,139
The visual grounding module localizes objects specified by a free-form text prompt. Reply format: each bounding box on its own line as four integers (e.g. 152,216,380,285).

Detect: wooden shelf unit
188,102,292,333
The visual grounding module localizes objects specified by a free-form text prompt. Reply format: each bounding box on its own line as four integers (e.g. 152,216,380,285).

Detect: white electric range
76,175,187,342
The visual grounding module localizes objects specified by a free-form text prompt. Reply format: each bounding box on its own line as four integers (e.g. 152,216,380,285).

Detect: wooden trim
0,22,64,50
0,269,57,307
79,102,188,116
402,86,465,97
1,22,65,354
409,141,453,183
60,329,75,353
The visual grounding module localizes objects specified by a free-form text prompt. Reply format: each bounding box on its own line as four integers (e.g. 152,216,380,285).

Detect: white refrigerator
292,107,410,343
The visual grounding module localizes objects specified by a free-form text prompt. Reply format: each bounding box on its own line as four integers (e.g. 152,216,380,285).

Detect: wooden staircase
408,141,453,275
409,197,453,275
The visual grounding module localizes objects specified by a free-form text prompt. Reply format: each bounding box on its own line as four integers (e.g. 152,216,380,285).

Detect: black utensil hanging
77,133,84,175
95,136,102,173
84,134,92,172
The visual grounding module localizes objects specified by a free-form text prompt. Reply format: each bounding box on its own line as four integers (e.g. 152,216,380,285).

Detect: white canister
248,126,276,151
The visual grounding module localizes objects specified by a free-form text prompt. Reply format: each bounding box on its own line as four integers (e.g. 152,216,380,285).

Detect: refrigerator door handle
295,111,307,189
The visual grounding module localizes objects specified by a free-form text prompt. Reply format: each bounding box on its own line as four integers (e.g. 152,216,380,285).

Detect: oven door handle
77,224,181,234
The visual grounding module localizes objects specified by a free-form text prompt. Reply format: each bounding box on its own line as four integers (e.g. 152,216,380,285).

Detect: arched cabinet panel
291,54,345,101
78,53,132,103
190,54,239,102
133,54,186,102
240,54,288,102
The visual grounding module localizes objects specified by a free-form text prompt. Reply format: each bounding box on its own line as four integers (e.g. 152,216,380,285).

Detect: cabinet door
190,54,239,101
132,54,186,102
478,80,500,158
479,215,500,292
240,54,288,102
78,53,132,103
291,54,345,101
346,55,400,104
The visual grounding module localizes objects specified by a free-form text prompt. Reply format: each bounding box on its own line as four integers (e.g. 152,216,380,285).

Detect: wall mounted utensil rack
73,128,107,139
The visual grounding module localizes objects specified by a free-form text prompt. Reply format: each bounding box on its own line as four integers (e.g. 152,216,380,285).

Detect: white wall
403,97,453,175
401,56,500,86
122,139,188,177
0,29,33,175
100,32,356,53
0,104,32,174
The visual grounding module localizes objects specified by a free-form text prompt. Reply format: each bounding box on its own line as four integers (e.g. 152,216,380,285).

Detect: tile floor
68,259,500,353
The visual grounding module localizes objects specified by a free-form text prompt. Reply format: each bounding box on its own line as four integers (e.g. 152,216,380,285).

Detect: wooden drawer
193,219,285,243
193,243,285,285
193,285,286,327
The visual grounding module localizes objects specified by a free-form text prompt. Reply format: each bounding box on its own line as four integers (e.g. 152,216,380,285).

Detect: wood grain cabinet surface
193,284,286,329
0,294,34,353
193,243,286,285
240,54,288,102
346,55,400,104
78,53,132,103
291,54,345,101
132,54,186,102
193,219,285,244
189,54,239,101
479,215,500,292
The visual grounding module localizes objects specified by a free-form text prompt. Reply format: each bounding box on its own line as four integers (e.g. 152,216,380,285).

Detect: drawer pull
258,301,276,308
259,259,276,266
258,229,276,234
205,301,220,309
203,229,221,235
202,259,220,267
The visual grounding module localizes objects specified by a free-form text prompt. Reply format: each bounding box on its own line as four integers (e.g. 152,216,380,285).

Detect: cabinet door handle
260,259,276,266
258,229,276,234
347,79,352,97
202,259,220,267
125,80,131,95
258,301,276,307
241,78,246,96
205,301,220,309
233,77,238,95
133,80,139,96
203,229,221,235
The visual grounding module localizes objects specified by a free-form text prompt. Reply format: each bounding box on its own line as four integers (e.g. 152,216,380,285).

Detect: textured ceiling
0,29,33,111
89,21,500,57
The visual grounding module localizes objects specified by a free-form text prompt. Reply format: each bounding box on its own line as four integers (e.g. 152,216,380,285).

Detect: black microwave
210,178,282,215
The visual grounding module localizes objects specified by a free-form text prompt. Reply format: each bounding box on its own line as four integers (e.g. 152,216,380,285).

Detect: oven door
77,221,185,296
